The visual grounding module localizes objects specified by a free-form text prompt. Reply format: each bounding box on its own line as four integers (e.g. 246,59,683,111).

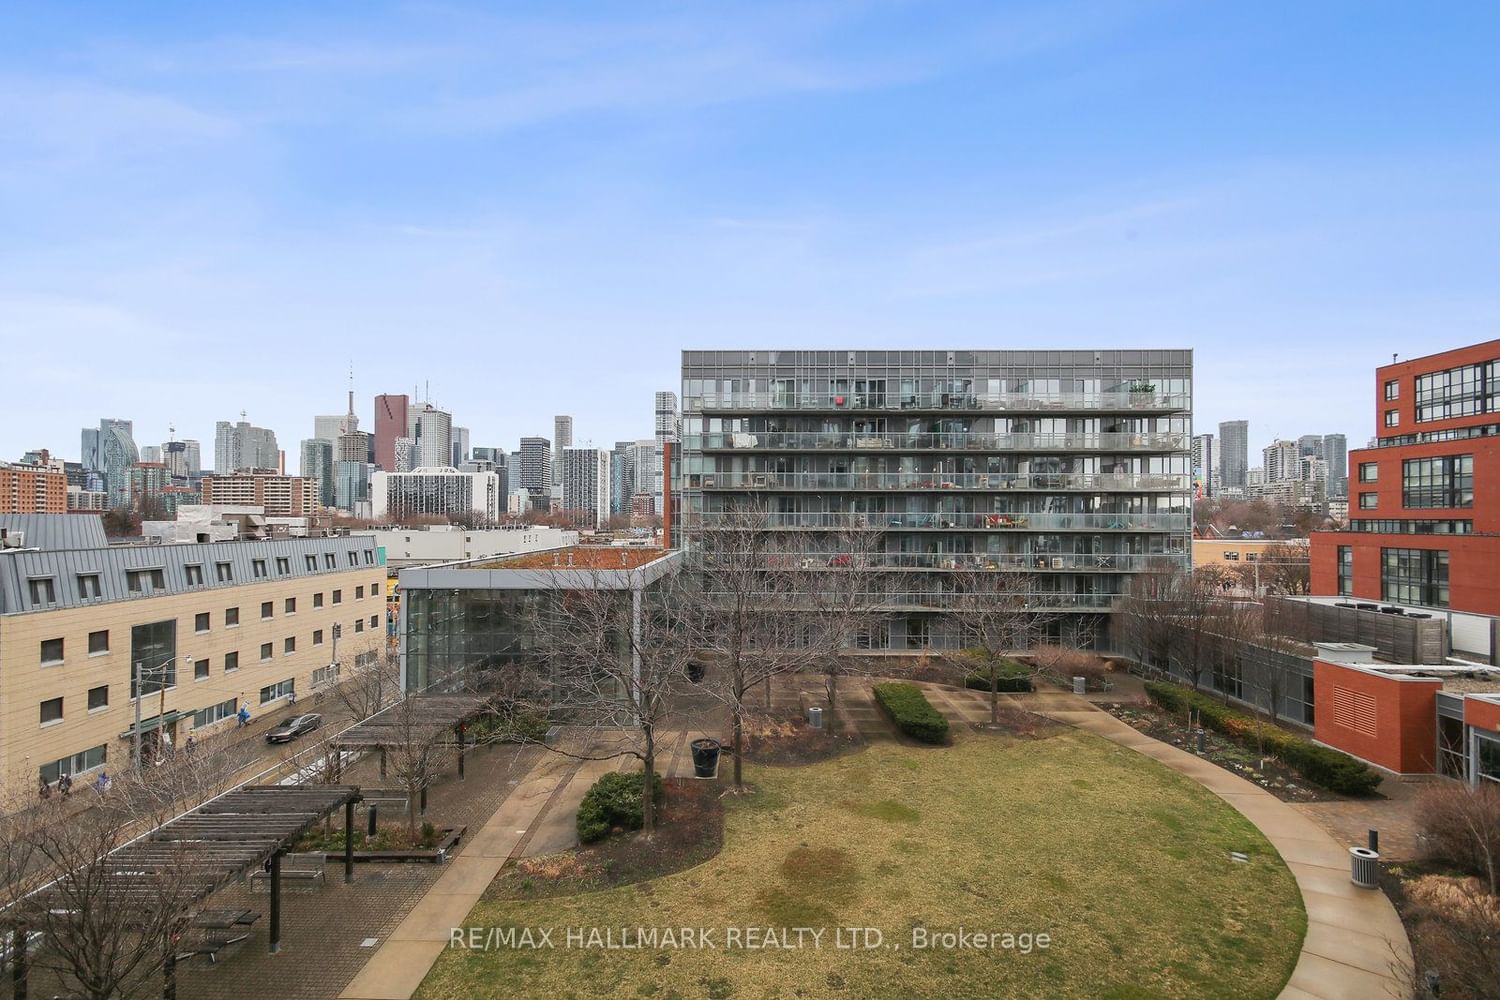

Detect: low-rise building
0,460,67,514
201,472,317,517
371,467,502,523
352,525,578,568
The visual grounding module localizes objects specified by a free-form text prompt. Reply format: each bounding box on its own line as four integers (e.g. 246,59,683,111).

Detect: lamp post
132,655,183,774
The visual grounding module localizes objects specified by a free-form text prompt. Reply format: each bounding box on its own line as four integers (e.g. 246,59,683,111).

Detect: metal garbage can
1349,847,1380,889
1072,676,1086,695
808,706,824,730
690,738,721,778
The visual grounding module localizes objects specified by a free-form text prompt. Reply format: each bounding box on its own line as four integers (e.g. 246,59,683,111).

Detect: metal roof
0,513,109,551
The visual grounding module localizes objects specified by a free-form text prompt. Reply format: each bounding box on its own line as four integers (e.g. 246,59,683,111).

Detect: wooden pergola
7,784,362,1000
332,695,492,791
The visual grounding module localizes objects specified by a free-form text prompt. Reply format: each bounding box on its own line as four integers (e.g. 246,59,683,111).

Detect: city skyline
5,4,1498,460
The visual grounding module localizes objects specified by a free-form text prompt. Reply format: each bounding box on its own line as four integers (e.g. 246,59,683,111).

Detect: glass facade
1380,547,1450,607
1402,455,1473,508
1337,546,1352,596
1415,360,1500,422
130,620,176,698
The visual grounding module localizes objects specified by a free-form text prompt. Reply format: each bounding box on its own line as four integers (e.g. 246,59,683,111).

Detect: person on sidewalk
38,775,50,801
238,705,251,727
58,773,72,797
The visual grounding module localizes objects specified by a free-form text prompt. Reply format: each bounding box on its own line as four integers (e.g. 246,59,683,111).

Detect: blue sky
2,1,1498,467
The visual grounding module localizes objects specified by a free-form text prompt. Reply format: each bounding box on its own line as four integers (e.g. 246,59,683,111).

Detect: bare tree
330,638,402,724
1116,558,1182,676
1173,567,1228,692
525,560,696,833
943,568,1046,724
382,694,461,838
1257,542,1312,595
801,517,889,725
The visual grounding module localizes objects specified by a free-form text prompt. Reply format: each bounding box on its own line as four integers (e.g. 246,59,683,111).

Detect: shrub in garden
576,771,666,844
963,658,1033,693
872,682,950,744
1143,681,1381,796
1416,783,1500,893
1034,644,1111,689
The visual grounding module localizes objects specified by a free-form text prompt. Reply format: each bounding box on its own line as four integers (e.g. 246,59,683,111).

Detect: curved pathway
1009,688,1413,1000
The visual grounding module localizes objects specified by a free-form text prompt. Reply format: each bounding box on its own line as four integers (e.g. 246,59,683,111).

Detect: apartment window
194,659,210,681
88,685,109,711
332,589,342,605
313,592,324,608
193,698,237,729
313,629,324,646
284,636,296,654
347,551,358,567
215,562,233,583
1384,410,1399,427
1384,380,1399,400
364,550,375,565
1337,546,1353,596
225,606,240,626
260,679,295,704
324,553,337,569
260,642,273,662
1403,455,1473,509
1359,492,1378,509
276,557,290,575
1381,548,1450,607
40,638,64,665
252,559,268,579
305,554,318,571
370,615,379,629
1416,360,1500,422
88,630,109,655
354,618,365,633
356,586,364,600
225,651,239,672
195,612,210,633
76,574,102,599
184,564,204,585
285,597,296,614
1358,462,1378,482
312,664,338,688
261,601,273,620
38,744,106,784
130,621,176,698
127,568,165,593
40,697,63,725
28,578,57,606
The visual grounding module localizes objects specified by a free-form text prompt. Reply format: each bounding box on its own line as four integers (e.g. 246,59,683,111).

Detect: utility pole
132,656,178,774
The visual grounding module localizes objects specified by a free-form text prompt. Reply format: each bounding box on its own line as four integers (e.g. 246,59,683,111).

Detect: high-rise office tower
1297,434,1324,458
678,350,1192,648
451,426,470,468
559,447,610,529
407,403,453,470
299,438,336,507
518,437,552,510
1322,433,1348,498
1218,420,1248,490
81,418,139,508
373,393,410,472
214,417,278,474
610,441,633,515
1191,433,1214,499
654,390,679,516
553,416,573,450
139,445,162,464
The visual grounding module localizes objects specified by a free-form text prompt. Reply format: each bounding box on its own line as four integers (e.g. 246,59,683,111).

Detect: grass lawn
419,729,1305,999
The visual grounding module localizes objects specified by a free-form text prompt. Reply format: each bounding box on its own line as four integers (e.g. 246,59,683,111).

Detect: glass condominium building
677,349,1193,648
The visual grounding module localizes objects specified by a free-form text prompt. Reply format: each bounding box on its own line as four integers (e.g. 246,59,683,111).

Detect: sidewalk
1023,691,1413,1000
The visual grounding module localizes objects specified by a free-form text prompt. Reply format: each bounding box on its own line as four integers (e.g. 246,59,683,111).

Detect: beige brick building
0,515,388,790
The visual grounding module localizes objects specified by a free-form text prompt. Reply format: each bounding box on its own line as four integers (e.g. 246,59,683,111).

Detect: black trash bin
690,738,721,778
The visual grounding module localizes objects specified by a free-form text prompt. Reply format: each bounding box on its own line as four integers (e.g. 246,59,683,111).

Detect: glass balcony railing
690,390,1190,413
759,552,1169,572
699,590,1123,610
687,431,1188,452
692,511,1188,531
691,472,1191,492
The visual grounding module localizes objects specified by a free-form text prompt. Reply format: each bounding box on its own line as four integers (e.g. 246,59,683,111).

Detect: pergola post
344,800,355,884
12,926,27,1000
269,850,283,954
379,748,387,779
163,938,177,1000
456,724,466,780
367,803,378,837
419,784,428,817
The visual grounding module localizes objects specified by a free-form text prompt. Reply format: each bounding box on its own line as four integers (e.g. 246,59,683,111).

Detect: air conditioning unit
0,530,23,548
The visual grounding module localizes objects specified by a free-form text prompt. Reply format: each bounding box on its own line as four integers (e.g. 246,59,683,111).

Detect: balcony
760,552,1169,572
692,471,1191,492
693,511,1189,532
690,390,1189,414
689,431,1188,453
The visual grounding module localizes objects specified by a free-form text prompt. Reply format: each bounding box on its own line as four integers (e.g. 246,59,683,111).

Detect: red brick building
1311,339,1499,614
0,461,68,514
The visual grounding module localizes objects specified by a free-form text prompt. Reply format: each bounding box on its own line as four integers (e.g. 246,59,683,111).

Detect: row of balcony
691,472,1192,492
761,552,1174,572
688,431,1188,453
691,390,1190,413
696,590,1123,611
691,511,1189,531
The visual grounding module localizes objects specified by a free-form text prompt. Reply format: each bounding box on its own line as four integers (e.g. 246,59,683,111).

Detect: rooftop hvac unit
0,530,24,549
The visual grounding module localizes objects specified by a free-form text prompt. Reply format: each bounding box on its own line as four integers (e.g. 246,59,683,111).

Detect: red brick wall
1312,659,1441,773
1465,697,1500,734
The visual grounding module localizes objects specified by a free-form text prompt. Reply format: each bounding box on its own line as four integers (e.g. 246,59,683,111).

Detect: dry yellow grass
418,729,1304,999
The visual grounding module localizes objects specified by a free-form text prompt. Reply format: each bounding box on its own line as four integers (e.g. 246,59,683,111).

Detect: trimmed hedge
873,682,950,744
1144,682,1382,796
963,667,1033,693
576,771,666,844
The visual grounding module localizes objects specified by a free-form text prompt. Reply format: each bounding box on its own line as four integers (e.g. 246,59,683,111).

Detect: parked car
265,713,322,744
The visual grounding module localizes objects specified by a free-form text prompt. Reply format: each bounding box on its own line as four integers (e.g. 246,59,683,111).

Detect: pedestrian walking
38,775,50,801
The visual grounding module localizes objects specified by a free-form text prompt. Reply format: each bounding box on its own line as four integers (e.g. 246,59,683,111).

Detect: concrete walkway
1025,690,1413,1000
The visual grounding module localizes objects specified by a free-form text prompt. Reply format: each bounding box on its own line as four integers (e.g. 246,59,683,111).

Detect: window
1337,546,1353,596
1403,455,1473,508
305,554,318,571
195,612,210,633
364,550,375,564
40,697,63,725
284,636,296,654
260,642,273,662
313,592,324,608
252,559,268,579
347,551,358,567
224,651,239,672
38,744,106,784
194,659,210,681
1222,551,1240,561
1416,360,1500,422
324,553,337,569
1384,379,1399,400
215,561,233,583
260,679,295,704
1359,492,1378,509
88,685,109,711
1359,463,1378,482
356,585,364,600
88,630,109,655
313,629,324,646
285,597,297,614
130,620,176,698
126,568,165,593
226,606,239,626
28,578,57,606
193,698,237,730
40,638,64,664
312,664,338,688
1348,519,1472,534
276,557,290,575
261,601,273,620
354,618,365,633
76,574,102,599
332,589,343,605
1384,410,1399,427
1381,548,1450,607
369,615,379,629
184,564,204,585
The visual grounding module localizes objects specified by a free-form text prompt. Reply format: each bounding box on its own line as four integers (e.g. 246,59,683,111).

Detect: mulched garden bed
966,704,1067,740
1379,860,1500,997
741,712,866,766
1102,701,1344,803
483,777,725,901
